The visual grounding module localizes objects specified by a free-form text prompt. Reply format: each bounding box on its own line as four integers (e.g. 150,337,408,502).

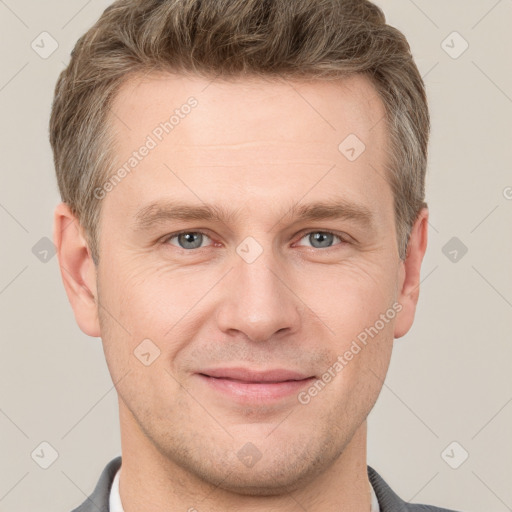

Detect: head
52,0,429,496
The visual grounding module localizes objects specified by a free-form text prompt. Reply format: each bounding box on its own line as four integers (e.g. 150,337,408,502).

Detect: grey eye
305,232,338,249
173,232,206,249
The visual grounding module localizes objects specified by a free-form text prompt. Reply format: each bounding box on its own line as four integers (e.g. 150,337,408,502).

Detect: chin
201,460,323,497
163,430,345,497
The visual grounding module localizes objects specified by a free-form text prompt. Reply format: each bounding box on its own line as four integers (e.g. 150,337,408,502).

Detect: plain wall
0,1,511,511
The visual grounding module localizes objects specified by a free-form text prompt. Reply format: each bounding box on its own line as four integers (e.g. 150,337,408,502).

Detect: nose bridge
238,248,285,309
215,236,301,342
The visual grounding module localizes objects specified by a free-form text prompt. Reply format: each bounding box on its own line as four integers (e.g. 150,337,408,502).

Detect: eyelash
161,229,350,251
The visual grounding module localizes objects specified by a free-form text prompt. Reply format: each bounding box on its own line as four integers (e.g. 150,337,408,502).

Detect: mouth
196,367,316,402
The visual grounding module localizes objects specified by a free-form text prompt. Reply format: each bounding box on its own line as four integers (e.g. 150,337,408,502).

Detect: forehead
103,72,391,228
111,72,387,146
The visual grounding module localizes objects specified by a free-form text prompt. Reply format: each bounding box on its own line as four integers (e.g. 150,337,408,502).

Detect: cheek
100,255,204,325
306,259,398,333
98,251,399,366
98,262,223,365
298,323,393,437
304,260,397,390
307,313,394,422
104,253,397,323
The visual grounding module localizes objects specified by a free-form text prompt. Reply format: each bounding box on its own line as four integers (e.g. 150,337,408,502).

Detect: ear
53,202,101,338
394,207,429,339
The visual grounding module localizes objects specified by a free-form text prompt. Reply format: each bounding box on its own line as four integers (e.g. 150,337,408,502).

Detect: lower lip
197,374,316,402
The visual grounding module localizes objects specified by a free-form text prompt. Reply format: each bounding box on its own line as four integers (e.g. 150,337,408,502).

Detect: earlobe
394,207,429,339
53,202,101,338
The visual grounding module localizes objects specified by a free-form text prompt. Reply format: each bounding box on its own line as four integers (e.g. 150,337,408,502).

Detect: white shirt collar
109,467,124,512
109,467,380,512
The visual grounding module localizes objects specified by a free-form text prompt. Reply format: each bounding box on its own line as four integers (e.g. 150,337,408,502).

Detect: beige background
0,1,511,511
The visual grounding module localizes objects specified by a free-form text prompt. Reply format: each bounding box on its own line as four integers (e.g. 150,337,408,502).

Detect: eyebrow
132,198,375,232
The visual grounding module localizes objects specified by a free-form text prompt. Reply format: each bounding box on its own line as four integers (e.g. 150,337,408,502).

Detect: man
50,0,461,510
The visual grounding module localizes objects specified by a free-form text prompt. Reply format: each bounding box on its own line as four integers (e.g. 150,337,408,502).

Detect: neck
118,403,372,512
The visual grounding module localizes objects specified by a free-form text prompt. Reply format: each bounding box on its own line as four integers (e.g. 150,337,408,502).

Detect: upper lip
198,367,314,383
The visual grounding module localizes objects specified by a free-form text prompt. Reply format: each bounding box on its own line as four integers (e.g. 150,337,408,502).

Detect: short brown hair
50,0,429,264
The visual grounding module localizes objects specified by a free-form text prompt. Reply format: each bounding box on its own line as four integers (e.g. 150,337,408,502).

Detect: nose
215,246,302,343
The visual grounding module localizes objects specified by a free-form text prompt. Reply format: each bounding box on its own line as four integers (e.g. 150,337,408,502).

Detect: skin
54,73,428,511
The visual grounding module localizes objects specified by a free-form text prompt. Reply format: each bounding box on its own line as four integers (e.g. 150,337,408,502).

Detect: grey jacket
71,456,461,512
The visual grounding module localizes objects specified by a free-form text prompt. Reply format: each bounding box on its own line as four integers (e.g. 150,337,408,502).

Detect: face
65,73,424,494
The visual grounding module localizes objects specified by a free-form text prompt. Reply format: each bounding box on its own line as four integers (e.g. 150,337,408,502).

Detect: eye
162,229,349,252
295,230,346,249
165,231,213,250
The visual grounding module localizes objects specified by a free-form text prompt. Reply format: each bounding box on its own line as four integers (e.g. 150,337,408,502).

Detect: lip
199,367,313,382
196,367,316,403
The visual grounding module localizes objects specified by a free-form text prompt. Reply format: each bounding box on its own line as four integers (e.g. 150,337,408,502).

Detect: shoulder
368,465,464,512
70,456,122,512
